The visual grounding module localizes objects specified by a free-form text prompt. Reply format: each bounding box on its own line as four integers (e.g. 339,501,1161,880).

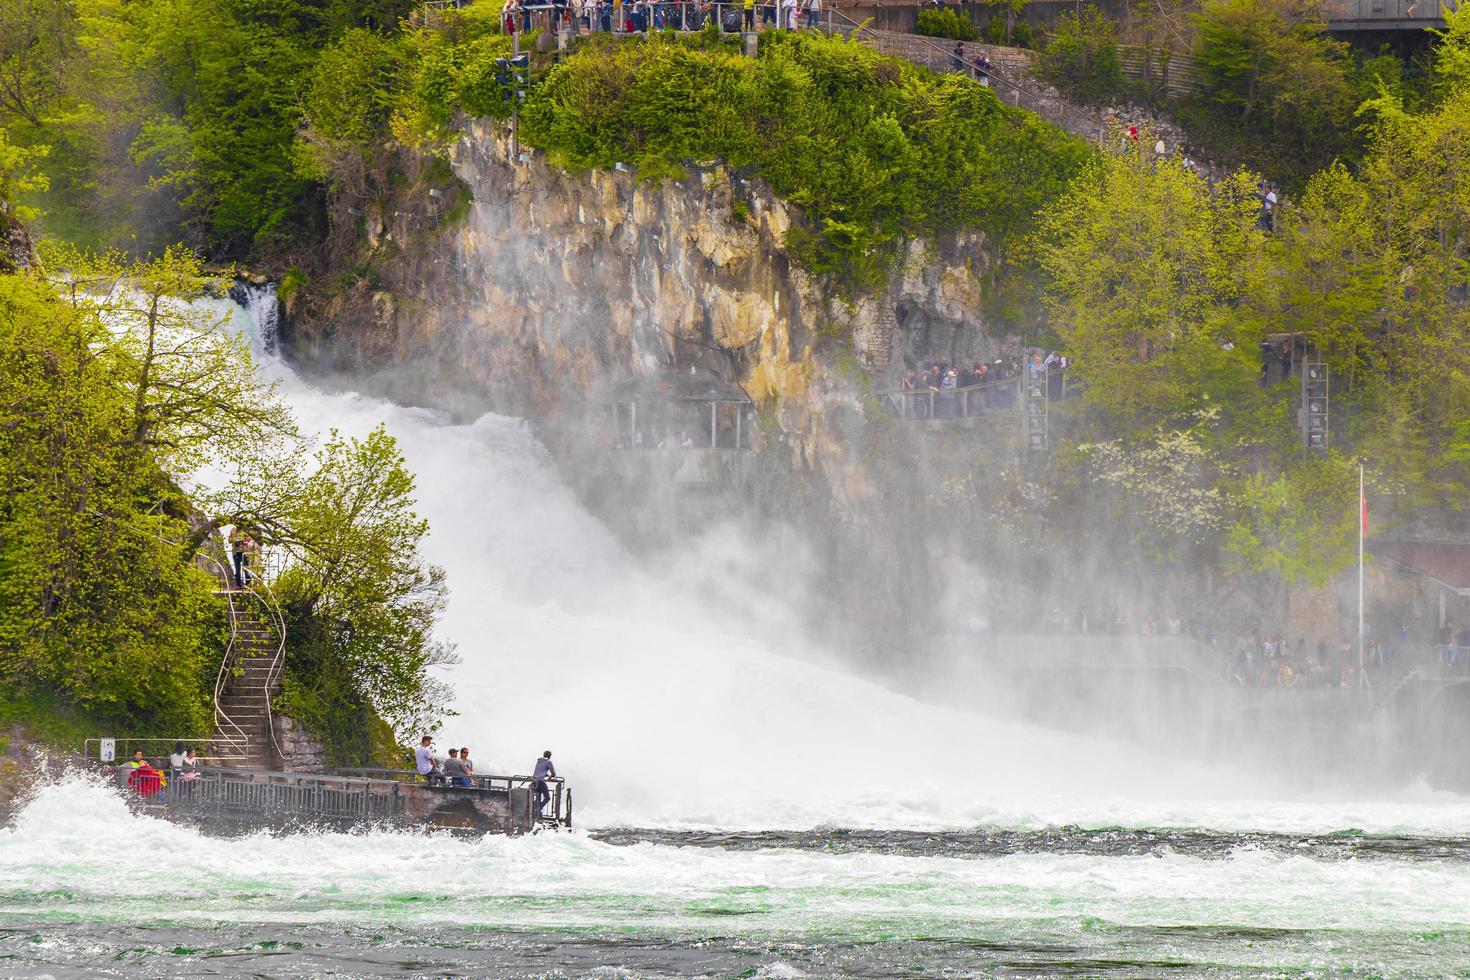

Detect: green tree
274,427,454,741
1029,145,1267,432
1224,457,1358,586
1186,0,1359,184
1036,5,1126,106
0,270,220,731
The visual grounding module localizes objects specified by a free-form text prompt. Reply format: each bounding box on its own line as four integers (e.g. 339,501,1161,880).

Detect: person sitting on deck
532,750,556,815
415,735,443,785
443,748,472,787
128,760,164,797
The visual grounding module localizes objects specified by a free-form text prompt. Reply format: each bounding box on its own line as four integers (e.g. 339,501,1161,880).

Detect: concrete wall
400,783,535,834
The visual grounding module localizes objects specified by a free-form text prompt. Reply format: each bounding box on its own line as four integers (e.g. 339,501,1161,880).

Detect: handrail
198,548,289,766
875,368,1069,420
82,737,230,764
329,767,573,825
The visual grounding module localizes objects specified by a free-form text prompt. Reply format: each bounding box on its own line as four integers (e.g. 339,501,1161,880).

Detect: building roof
599,367,752,404
1377,541,1470,594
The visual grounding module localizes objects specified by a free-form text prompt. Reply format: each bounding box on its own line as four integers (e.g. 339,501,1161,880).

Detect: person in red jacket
128,761,163,798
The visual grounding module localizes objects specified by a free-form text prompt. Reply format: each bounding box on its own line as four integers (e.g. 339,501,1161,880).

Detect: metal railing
83,738,221,765
497,1,831,35
1321,0,1451,25
877,369,1070,421
331,767,573,826
115,765,407,822
200,550,289,766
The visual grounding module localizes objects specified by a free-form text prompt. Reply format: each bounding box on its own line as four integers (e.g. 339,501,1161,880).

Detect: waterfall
228,281,281,354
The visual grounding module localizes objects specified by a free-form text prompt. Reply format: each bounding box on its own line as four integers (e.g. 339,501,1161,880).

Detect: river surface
4,291,1470,977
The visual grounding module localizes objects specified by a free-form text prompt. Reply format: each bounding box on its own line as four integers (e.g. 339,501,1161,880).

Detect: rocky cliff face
288,121,1004,446
285,121,1016,651
0,208,36,274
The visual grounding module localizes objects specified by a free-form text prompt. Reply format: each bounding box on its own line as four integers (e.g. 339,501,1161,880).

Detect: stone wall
271,715,327,773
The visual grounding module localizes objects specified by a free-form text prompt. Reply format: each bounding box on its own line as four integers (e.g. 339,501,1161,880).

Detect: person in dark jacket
532,751,556,815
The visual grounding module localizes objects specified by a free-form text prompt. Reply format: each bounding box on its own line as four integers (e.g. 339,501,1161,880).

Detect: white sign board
99,738,116,763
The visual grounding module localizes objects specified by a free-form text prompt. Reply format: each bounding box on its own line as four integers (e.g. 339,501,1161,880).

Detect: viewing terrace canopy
601,367,755,450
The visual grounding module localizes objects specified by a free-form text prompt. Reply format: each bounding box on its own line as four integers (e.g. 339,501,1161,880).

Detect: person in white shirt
415,735,443,784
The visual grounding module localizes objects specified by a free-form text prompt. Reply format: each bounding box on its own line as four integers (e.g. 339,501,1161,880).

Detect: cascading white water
202,286,1470,833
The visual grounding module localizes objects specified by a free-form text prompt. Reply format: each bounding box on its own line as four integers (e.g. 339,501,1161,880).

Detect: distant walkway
484,2,1112,142
831,0,1450,35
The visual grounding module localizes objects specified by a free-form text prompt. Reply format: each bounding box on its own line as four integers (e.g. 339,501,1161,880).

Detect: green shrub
513,32,1089,289
1183,0,1361,187
983,17,1006,45
1011,21,1034,48
1036,5,1125,105
917,7,978,41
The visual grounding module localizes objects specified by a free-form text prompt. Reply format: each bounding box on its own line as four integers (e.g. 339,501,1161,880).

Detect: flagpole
1359,461,1366,688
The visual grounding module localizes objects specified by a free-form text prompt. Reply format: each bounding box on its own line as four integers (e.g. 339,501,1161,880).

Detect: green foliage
1225,457,1358,586
916,7,977,42
273,644,407,768
271,427,454,740
509,32,1087,289
0,267,231,734
0,126,48,221
296,29,406,181
1029,145,1268,432
983,17,1006,45
1011,21,1034,48
1182,0,1364,187
1036,5,1126,106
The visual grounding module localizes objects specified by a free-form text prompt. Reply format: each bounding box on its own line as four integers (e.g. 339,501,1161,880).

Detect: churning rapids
5,291,1470,977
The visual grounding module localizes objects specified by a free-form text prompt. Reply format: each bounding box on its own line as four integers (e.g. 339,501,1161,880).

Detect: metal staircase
205,556,288,770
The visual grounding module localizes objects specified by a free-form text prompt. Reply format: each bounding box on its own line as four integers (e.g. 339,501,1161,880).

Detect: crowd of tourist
1228,633,1372,689
415,737,562,817
889,350,1068,418
502,0,826,35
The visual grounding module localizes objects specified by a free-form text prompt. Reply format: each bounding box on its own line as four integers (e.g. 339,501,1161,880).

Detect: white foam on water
4,778,1470,955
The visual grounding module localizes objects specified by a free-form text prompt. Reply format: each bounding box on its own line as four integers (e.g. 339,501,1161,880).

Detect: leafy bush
1181,0,1364,187
983,18,1006,45
917,7,978,41
1011,21,1034,48
509,32,1087,289
1036,5,1126,105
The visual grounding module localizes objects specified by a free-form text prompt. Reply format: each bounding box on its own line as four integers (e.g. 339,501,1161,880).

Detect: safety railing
1321,0,1451,25
331,767,573,826
115,765,407,822
499,1,831,35
877,369,1069,421
200,549,290,766
1429,646,1470,674
83,738,221,765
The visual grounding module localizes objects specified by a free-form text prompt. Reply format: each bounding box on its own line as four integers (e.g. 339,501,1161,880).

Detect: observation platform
110,764,572,835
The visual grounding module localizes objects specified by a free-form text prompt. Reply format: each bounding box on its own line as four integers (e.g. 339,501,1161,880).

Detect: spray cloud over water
173,289,1470,832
